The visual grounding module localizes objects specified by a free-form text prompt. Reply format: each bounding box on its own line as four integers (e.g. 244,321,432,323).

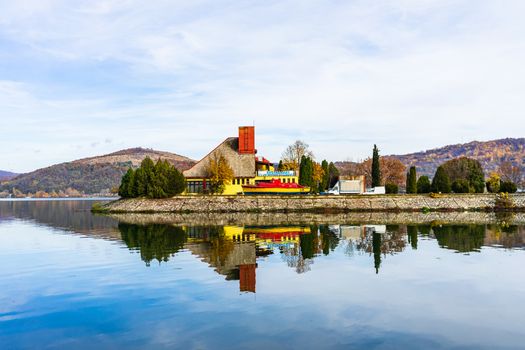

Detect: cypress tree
431,166,451,193
417,176,431,193
299,156,314,189
406,166,417,194
321,160,329,191
372,144,381,187
328,162,340,188
299,156,308,186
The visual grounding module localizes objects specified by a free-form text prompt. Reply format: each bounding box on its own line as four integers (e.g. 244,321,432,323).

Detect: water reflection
3,201,525,349
116,221,525,292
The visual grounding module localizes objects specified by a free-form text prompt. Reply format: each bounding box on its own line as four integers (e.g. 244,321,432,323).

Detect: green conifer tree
372,144,381,187
167,166,186,196
327,162,340,189
431,166,451,193
133,167,146,197
118,168,134,198
417,176,431,193
406,166,417,194
321,159,329,191
140,157,156,198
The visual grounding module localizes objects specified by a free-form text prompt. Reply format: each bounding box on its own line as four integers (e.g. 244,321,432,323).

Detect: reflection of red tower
239,264,256,293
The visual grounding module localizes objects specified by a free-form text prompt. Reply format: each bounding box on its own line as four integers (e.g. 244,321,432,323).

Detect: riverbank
100,193,525,213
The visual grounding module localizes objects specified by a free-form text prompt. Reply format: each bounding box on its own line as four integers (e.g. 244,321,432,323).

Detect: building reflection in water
118,222,525,292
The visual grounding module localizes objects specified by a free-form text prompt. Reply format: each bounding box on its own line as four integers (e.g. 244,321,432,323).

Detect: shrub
495,192,514,210
451,179,470,193
500,181,518,193
417,176,431,193
385,183,398,194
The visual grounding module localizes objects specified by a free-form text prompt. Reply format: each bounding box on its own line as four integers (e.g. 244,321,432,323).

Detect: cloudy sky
1,0,524,173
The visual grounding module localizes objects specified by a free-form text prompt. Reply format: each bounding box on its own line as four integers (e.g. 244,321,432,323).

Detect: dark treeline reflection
0,200,117,236
117,222,525,291
119,223,187,265
433,225,485,253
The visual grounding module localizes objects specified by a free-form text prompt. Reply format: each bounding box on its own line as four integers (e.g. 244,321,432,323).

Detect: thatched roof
183,137,256,178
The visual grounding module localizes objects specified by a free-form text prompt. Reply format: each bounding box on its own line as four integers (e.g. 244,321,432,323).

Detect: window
187,181,204,193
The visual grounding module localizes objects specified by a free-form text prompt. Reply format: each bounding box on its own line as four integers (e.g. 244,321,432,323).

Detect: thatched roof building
183,133,256,179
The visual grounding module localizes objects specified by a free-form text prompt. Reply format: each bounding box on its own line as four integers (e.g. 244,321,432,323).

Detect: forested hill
392,138,525,177
0,148,195,196
0,170,18,181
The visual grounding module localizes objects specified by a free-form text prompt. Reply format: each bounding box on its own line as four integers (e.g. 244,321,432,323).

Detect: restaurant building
183,126,299,195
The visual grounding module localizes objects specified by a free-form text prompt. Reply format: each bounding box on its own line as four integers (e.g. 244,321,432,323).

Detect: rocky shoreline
100,193,525,214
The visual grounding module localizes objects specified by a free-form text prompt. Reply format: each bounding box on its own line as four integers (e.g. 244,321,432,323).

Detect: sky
1,0,525,173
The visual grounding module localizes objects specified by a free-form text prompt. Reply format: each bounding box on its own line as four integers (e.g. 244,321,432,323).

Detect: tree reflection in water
118,221,525,284
119,223,187,266
432,225,485,253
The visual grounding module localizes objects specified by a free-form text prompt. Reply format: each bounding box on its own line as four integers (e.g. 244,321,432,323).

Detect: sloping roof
183,137,256,178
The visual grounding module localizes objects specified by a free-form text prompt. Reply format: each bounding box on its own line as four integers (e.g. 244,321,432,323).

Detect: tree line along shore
116,141,522,200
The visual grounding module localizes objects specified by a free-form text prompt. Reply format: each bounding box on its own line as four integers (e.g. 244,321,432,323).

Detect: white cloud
0,0,524,172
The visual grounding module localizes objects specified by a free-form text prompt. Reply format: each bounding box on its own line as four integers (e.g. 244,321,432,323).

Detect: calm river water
1,199,525,349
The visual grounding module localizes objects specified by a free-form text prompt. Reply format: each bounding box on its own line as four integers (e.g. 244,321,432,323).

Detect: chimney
238,126,255,154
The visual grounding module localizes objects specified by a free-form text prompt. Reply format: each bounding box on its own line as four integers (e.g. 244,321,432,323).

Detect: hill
336,138,525,182
0,170,18,181
391,138,525,178
0,148,195,196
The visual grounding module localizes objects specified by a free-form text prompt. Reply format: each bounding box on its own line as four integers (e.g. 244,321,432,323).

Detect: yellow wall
186,175,300,195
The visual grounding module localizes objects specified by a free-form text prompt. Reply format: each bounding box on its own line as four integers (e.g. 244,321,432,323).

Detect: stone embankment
109,211,525,227
102,193,525,214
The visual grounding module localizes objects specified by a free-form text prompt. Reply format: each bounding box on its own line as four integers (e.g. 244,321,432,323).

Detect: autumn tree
498,161,522,185
360,157,406,188
486,173,501,193
371,145,381,187
282,140,314,171
206,153,234,194
313,161,325,193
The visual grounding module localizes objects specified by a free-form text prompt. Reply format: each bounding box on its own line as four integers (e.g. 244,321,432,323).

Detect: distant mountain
337,138,525,180
0,170,18,181
0,148,195,196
